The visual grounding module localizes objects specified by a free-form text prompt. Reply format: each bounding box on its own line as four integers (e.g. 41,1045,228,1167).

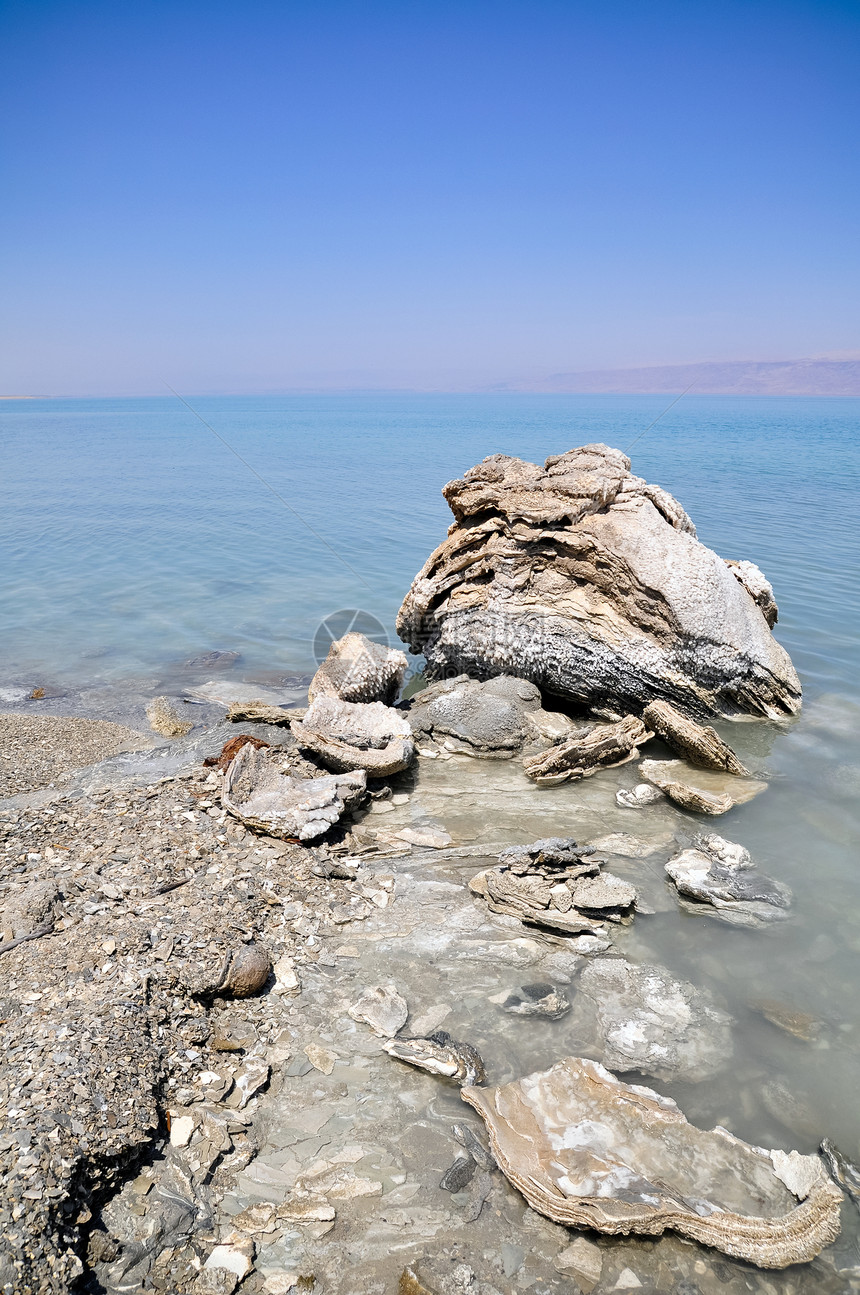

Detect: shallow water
3,393,860,1288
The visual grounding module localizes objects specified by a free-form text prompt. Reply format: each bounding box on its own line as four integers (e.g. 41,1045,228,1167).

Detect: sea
2,393,860,1277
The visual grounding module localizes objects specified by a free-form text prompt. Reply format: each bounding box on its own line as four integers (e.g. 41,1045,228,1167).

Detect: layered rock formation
461,1056,842,1268
523,714,651,784
397,444,801,720
292,632,415,777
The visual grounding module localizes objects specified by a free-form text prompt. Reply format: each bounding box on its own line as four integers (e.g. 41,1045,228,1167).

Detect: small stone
399,1270,435,1295
169,1113,195,1147
613,1270,642,1290
348,984,408,1037
554,1238,603,1291
225,1058,270,1109
305,1042,337,1074
232,1203,278,1234
569,934,612,955
194,1271,239,1295
440,1154,476,1192
204,1235,255,1280
218,944,271,998
616,783,665,808
264,1276,300,1294
101,939,116,956
272,953,300,994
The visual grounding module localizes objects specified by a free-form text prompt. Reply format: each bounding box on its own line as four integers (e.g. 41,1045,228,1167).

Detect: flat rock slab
639,758,767,815
462,1056,842,1268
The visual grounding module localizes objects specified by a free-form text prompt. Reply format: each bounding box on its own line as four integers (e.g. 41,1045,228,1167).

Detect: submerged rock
616,783,665,809
406,674,569,758
146,696,194,737
666,834,792,927
750,998,820,1041
439,1154,476,1192
461,1056,842,1268
496,982,570,1020
221,742,366,841
397,444,801,720
639,758,767,815
523,715,652,784
578,956,732,1081
642,699,750,775
291,696,415,777
309,631,407,705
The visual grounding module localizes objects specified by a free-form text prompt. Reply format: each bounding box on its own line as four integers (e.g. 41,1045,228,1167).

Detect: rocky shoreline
2,444,858,1295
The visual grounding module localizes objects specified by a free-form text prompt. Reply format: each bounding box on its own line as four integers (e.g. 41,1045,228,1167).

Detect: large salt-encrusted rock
461,1056,842,1268
397,445,801,720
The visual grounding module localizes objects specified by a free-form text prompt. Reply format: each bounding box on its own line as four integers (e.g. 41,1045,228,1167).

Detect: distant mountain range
509,357,860,396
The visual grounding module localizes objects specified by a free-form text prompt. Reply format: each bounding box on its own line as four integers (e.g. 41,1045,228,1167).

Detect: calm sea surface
3,394,860,1276
2,393,857,693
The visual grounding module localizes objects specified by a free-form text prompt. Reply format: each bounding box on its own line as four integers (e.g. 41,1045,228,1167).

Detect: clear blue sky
1,0,858,394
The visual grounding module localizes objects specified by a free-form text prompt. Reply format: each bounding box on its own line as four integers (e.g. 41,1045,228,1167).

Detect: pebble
614,1269,642,1289
304,1042,337,1075
204,1235,255,1279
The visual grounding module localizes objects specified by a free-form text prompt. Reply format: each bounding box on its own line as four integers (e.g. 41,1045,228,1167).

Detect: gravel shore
0,714,151,799
0,742,377,1293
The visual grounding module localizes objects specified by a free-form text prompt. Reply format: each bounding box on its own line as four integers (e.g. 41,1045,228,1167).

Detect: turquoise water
1,394,858,694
